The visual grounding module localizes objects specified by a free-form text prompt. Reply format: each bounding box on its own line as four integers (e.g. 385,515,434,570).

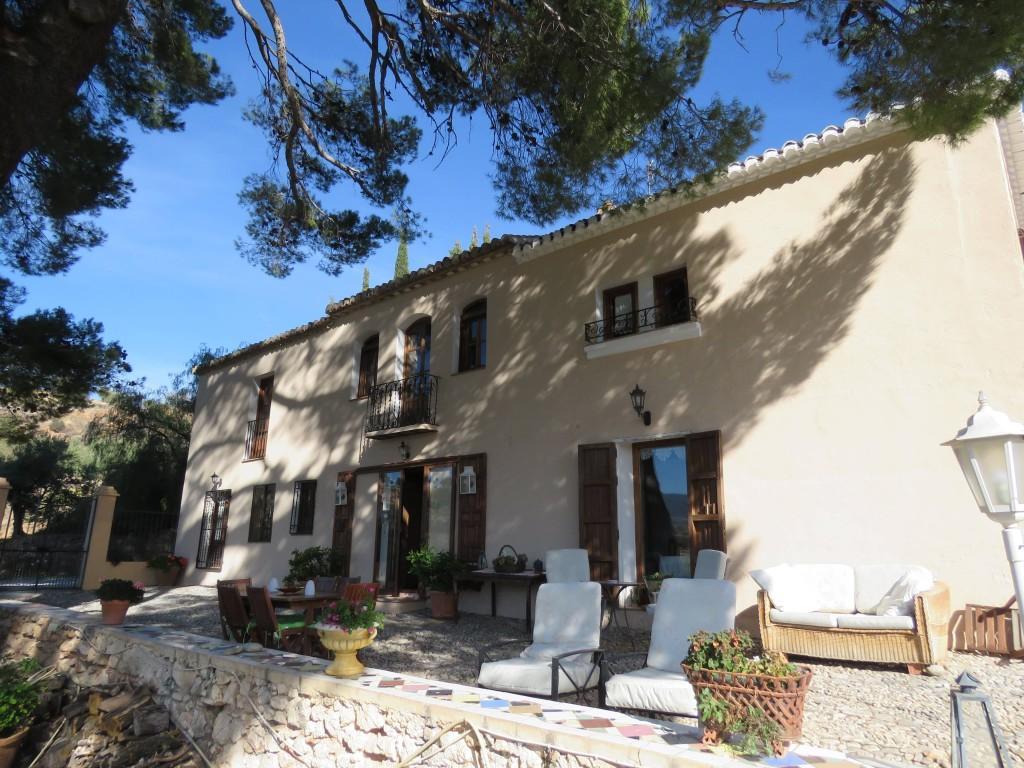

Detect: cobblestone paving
17,587,1024,767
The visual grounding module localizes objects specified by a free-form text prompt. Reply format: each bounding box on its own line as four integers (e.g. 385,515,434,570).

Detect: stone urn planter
0,728,28,768
429,590,458,619
315,626,378,678
100,599,131,626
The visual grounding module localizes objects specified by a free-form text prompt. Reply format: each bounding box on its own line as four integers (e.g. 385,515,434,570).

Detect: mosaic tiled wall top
117,624,876,768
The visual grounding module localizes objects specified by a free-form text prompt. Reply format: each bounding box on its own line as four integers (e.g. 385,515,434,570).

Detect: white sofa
752,564,950,672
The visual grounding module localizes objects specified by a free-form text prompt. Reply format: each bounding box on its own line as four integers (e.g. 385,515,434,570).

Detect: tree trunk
0,0,128,184
11,506,25,538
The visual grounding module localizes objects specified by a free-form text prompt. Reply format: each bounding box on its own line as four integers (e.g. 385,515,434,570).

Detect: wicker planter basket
682,664,813,744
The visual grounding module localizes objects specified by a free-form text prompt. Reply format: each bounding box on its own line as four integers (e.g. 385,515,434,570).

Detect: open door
332,472,356,575
578,443,618,580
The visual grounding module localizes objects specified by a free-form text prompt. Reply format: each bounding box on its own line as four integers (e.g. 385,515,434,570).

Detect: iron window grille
248,484,275,543
290,480,317,535
583,297,698,345
364,374,439,433
196,489,231,570
244,417,269,460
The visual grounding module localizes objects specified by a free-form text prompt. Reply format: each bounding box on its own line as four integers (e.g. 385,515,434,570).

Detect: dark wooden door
455,454,487,564
687,430,725,558
578,443,618,580
653,268,689,325
256,375,274,421
602,283,638,337
332,472,356,575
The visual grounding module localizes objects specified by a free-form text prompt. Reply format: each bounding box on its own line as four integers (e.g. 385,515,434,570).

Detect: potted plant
313,596,385,678
146,553,188,586
95,579,145,625
406,547,465,619
0,660,51,768
644,571,665,603
682,630,812,756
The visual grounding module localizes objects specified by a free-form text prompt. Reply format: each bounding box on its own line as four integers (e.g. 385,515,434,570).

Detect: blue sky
19,3,850,388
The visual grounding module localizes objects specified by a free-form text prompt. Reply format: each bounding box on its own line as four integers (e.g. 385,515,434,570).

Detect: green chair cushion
277,618,307,630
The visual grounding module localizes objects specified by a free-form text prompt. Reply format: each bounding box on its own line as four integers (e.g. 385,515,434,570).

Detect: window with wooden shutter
357,335,379,398
248,484,275,543
455,454,486,563
458,300,487,372
578,443,618,580
686,430,725,559
290,480,317,535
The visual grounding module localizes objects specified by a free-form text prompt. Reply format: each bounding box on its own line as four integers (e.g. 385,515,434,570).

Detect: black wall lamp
630,385,651,426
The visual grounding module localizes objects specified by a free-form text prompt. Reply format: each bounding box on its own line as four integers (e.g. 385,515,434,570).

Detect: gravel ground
10,587,1024,767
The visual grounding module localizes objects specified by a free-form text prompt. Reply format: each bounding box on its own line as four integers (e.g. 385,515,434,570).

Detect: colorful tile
615,723,657,737
480,699,510,709
578,717,615,729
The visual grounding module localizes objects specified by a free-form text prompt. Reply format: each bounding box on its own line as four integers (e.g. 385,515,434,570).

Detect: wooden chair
342,582,381,606
216,578,252,588
314,576,341,595
217,583,253,642
248,586,309,654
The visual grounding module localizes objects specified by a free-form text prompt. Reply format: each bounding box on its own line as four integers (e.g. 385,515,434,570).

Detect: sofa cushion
836,613,915,631
853,565,916,614
604,667,697,716
751,564,855,613
478,656,598,696
647,579,735,672
769,609,839,629
875,567,933,617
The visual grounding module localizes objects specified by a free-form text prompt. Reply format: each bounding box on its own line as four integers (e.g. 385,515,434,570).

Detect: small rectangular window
290,480,317,535
459,300,487,372
248,484,275,542
653,268,691,327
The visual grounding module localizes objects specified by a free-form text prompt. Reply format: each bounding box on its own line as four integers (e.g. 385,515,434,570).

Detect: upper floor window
248,483,275,543
244,375,273,461
458,299,487,372
602,282,638,337
357,334,379,398
290,480,317,535
653,268,692,326
404,317,431,378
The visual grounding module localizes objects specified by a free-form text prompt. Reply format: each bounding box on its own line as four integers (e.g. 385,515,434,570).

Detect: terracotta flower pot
101,599,131,625
316,626,377,678
429,590,458,620
0,727,29,768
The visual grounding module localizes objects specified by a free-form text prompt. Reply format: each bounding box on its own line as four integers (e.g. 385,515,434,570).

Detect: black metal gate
0,496,96,589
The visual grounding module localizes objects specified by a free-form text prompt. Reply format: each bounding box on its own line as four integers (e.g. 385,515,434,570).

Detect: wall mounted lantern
335,480,348,506
943,393,1024,611
950,671,1012,767
630,384,651,426
210,472,222,491
399,441,411,461
460,466,477,495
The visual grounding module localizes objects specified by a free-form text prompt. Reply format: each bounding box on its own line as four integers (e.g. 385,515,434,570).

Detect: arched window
403,318,431,378
458,300,487,372
357,334,379,398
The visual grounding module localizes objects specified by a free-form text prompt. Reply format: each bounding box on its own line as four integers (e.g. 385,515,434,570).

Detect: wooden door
687,430,725,559
602,283,638,337
423,463,456,553
455,454,487,564
256,375,274,421
653,268,689,325
332,472,356,575
578,443,618,580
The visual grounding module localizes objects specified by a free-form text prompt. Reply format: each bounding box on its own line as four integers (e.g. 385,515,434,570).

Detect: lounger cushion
836,613,915,631
647,579,735,672
769,609,839,629
477,657,598,696
533,582,601,649
544,549,590,583
604,667,697,716
853,565,916,614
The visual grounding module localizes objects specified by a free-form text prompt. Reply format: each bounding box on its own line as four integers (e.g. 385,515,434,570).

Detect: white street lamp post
944,393,1024,613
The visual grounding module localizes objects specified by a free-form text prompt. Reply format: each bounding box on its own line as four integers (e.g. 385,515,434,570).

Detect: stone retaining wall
0,602,755,768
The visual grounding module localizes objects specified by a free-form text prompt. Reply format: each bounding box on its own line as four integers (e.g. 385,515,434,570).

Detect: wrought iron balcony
584,298,699,345
364,374,440,438
244,417,269,460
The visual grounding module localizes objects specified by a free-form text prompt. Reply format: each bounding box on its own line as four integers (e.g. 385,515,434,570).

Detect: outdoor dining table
459,569,546,632
240,588,339,624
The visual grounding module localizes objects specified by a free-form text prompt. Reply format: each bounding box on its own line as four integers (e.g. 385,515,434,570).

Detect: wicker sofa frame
756,581,951,673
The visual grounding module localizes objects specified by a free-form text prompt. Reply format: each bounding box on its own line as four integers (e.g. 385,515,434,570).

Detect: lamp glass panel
975,438,1012,507
956,699,1003,767
955,447,987,509
1012,439,1024,509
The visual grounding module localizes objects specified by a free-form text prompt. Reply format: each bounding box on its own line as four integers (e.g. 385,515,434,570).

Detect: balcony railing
584,298,698,345
244,417,269,460
364,374,439,436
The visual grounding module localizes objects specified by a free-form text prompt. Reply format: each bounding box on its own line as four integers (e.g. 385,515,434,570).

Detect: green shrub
0,659,42,737
685,629,797,676
95,578,145,604
405,547,466,593
287,546,345,582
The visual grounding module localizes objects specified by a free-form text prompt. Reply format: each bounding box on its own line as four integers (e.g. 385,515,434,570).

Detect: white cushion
694,549,728,580
836,613,915,631
545,549,590,583
647,579,735,672
533,582,601,649
751,564,855,613
853,565,916,614
603,667,697,716
769,609,839,629
875,567,933,617
478,656,599,696
521,643,592,663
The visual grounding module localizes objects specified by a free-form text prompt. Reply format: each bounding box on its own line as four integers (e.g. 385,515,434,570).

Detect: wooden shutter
578,443,618,580
686,430,726,564
333,472,356,574
455,454,486,563
357,337,379,398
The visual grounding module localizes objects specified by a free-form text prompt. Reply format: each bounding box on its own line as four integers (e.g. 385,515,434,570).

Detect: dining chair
216,583,253,642
216,578,252,588
314,576,341,594
248,585,309,653
544,549,591,582
342,582,381,606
